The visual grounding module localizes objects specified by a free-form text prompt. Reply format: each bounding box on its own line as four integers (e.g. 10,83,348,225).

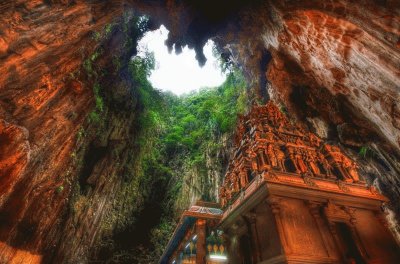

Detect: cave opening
77,12,250,263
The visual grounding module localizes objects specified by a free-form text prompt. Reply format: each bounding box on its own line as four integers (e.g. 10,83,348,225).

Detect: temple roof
219,102,373,208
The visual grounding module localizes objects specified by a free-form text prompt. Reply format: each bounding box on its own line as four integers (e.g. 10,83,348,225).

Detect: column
327,220,346,262
347,212,370,261
267,197,292,254
306,201,334,257
244,212,262,262
196,219,207,264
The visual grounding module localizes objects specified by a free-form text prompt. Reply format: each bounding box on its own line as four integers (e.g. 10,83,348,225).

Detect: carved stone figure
233,177,240,193
295,137,304,146
267,144,278,168
225,187,232,201
306,151,320,175
257,123,264,132
308,132,321,147
297,151,308,173
239,171,248,188
265,130,275,142
318,153,333,178
342,158,360,182
274,145,286,171
348,161,360,182
257,150,266,168
291,148,308,173
341,156,356,182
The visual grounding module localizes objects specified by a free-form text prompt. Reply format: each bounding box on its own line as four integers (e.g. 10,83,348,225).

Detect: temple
160,102,400,264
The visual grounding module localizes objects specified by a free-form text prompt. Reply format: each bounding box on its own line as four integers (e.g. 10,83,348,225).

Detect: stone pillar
306,201,334,258
346,210,370,261
196,219,207,264
327,221,346,262
267,196,292,254
244,212,262,262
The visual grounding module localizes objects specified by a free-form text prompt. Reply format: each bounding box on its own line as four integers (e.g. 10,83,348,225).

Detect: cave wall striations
0,0,400,263
175,134,234,211
0,1,147,263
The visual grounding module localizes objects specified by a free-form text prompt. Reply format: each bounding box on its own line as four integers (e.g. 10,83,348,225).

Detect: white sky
137,25,226,95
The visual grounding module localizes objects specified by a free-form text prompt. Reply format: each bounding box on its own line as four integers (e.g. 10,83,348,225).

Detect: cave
0,0,399,263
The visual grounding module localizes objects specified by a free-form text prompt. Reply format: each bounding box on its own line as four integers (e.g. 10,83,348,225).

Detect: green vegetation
75,13,249,263
358,145,376,159
92,23,115,42
129,52,248,260
359,146,368,158
56,185,64,194
162,72,247,163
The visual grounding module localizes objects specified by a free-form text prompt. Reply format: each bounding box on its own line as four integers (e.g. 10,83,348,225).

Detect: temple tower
219,102,400,264
160,102,400,264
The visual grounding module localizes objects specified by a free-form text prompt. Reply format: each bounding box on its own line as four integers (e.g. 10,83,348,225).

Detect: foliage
56,185,64,194
359,145,375,159
92,23,115,42
93,83,104,112
162,71,247,163
88,111,101,123
80,14,248,262
126,66,248,262
77,127,85,142
104,49,248,262
87,83,104,124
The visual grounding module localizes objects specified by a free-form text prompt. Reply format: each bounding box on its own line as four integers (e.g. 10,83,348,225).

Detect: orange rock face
264,1,400,150
0,120,29,203
0,1,121,262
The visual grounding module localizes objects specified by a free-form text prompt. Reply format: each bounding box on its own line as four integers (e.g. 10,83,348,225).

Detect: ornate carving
267,196,282,215
263,171,279,182
219,102,364,206
324,201,355,223
369,185,379,195
337,180,351,193
303,174,318,187
305,201,323,218
239,171,248,188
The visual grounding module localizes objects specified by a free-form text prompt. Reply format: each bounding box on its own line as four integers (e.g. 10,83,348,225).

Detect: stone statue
265,130,275,142
342,157,360,182
233,177,240,193
295,149,308,173
239,171,248,188
273,145,286,171
306,151,320,175
308,132,321,147
295,137,304,146
348,161,360,182
318,153,333,178
267,144,278,168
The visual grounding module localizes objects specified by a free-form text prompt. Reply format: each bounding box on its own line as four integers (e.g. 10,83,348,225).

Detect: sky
137,26,226,95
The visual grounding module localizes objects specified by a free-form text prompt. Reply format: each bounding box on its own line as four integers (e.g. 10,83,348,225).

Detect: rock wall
0,1,106,262
0,2,151,262
175,134,233,211
0,0,399,263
